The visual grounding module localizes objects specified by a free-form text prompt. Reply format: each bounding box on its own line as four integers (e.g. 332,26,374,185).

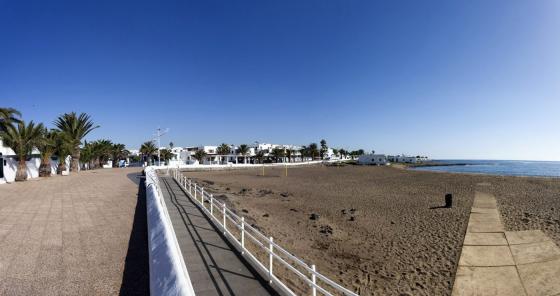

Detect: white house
358,154,388,165
387,154,429,164
128,149,140,156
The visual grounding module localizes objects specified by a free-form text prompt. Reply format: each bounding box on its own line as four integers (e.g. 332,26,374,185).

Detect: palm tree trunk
71,147,80,172
39,157,51,177
57,156,67,175
15,158,28,181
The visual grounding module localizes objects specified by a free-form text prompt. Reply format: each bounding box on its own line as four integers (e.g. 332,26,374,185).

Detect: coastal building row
152,143,345,166
357,154,430,165
151,143,428,166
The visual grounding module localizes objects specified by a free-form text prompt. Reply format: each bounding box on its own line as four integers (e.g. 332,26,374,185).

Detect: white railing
170,168,359,296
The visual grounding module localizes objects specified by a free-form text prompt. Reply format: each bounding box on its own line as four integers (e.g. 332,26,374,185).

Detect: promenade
453,190,560,296
158,175,277,296
0,168,149,295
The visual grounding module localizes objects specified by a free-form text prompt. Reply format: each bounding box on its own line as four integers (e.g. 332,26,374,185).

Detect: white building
358,154,388,165
387,154,429,164
128,149,140,156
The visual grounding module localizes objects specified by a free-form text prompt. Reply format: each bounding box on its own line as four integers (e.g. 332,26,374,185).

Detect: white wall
358,154,388,165
2,157,40,182
0,155,72,184
144,167,195,296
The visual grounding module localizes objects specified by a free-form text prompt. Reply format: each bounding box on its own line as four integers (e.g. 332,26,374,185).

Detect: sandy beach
182,165,560,295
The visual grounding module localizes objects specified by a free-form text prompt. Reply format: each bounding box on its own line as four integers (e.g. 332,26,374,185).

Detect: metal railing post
201,187,204,205
311,265,317,296
210,194,214,216
194,183,197,200
188,179,191,195
223,203,227,235
269,237,274,283
241,217,245,254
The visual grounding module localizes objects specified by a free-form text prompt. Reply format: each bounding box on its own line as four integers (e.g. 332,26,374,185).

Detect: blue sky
1,1,559,160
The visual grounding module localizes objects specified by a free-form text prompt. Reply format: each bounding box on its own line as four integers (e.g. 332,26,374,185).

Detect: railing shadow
119,172,150,296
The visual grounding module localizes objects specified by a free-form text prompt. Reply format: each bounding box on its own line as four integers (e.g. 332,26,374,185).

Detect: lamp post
153,127,168,167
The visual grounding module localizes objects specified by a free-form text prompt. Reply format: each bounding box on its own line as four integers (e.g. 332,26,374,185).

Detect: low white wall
49,156,71,175
144,167,195,296
0,155,71,184
2,157,40,182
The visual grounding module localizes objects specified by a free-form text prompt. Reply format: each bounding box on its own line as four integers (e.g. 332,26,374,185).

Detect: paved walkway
158,175,277,296
0,168,149,295
453,191,560,296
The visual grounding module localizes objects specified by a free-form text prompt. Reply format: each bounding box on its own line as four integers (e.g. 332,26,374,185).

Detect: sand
182,165,560,295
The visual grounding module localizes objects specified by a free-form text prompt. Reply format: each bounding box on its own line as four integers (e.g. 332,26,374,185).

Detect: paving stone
459,246,515,267
471,208,500,215
452,266,526,296
505,230,551,245
467,219,505,233
517,258,560,296
464,233,508,246
472,200,498,209
0,168,144,294
510,241,560,265
469,213,501,222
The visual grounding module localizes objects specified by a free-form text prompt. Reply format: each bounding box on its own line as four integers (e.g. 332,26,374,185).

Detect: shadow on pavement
120,172,150,296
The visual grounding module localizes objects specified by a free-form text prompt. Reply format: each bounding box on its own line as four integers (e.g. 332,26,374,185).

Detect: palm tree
80,140,94,170
0,121,44,181
0,107,22,131
53,112,99,172
320,139,327,159
339,148,347,159
140,141,157,165
216,143,230,164
238,144,250,164
193,149,207,164
299,146,308,162
92,140,113,168
255,150,265,164
159,149,173,165
53,130,73,174
111,143,129,167
308,143,319,160
285,149,292,163
332,148,339,159
37,128,57,177
271,147,285,163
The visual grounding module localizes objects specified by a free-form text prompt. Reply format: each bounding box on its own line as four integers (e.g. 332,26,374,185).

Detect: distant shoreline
404,161,469,168
404,160,560,178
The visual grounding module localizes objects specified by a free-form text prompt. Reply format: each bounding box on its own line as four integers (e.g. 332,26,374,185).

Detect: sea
410,160,560,178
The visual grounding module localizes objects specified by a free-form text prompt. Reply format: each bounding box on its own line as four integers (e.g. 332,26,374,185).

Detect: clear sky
1,0,559,160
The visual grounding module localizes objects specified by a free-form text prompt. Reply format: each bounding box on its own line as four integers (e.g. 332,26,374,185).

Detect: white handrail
171,169,359,296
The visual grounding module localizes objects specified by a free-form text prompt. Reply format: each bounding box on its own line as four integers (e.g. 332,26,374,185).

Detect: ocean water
410,160,560,177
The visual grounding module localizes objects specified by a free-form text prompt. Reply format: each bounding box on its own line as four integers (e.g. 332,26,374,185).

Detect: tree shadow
119,172,149,296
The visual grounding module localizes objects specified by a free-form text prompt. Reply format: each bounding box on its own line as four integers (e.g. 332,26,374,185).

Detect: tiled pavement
453,191,560,296
0,168,148,295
